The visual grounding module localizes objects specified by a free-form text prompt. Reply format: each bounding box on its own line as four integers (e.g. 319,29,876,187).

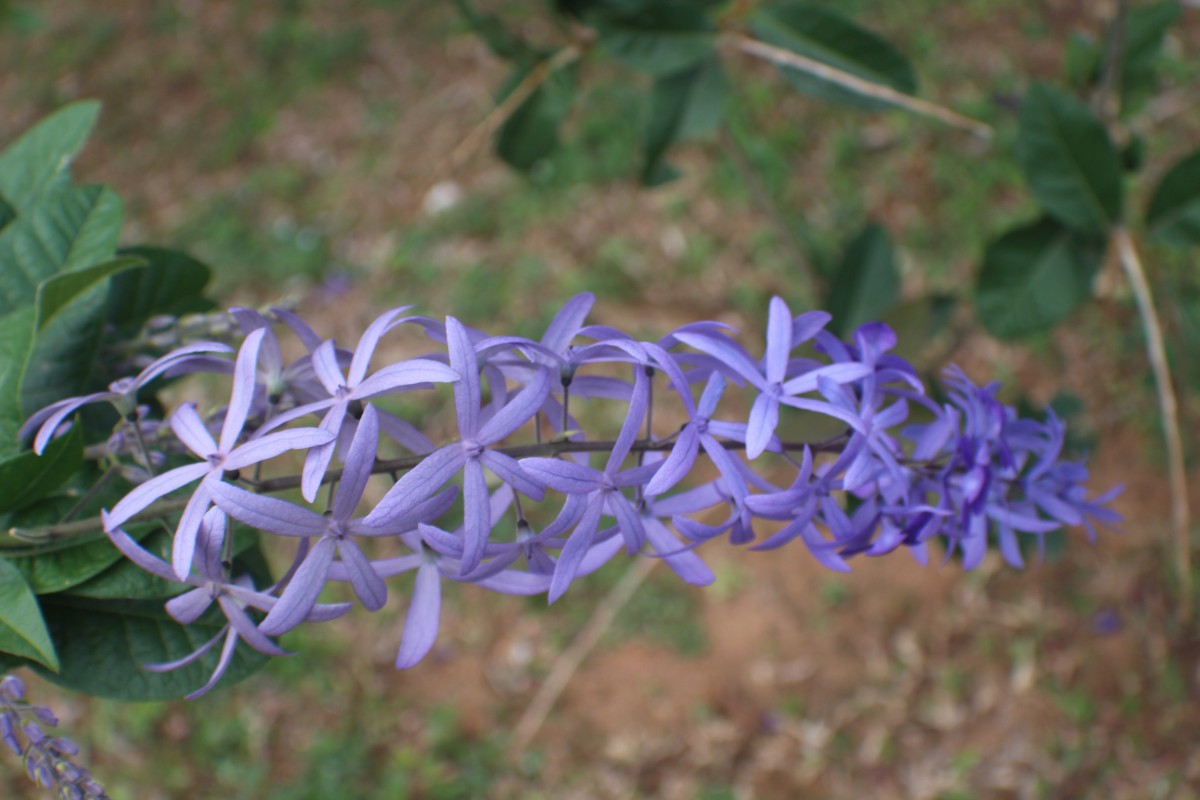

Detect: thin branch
445,45,582,175
1091,0,1129,124
727,33,993,140
1112,226,1192,619
6,432,853,545
509,556,657,755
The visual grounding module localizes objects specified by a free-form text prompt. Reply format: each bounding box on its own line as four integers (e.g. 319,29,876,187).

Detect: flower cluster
23,294,1119,697
0,675,109,799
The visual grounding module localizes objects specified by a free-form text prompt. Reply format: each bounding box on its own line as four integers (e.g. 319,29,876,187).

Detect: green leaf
1017,83,1123,234
8,535,127,596
21,284,110,418
590,1,717,76
0,306,34,454
825,223,901,336
34,595,268,700
1062,33,1101,91
495,59,578,171
750,1,917,109
0,424,82,514
641,59,725,186
37,255,143,330
0,101,100,212
1120,1,1181,115
453,0,536,61
975,217,1105,339
0,183,124,315
0,558,59,671
108,246,214,335
1146,148,1200,247
0,196,13,233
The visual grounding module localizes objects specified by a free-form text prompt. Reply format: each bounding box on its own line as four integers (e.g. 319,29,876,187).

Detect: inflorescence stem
6,431,854,546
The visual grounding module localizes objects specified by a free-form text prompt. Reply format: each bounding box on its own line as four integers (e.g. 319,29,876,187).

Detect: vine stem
1112,226,1192,619
509,555,657,756
726,33,994,140
6,432,852,545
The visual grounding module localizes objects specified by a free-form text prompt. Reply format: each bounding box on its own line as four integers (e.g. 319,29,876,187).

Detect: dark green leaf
1146,148,1200,246
975,217,1105,339
1017,83,1123,234
590,1,717,76
1062,33,1101,91
453,0,536,61
0,424,82,514
0,306,35,453
0,183,124,315
1120,2,1181,115
37,255,143,329
825,223,901,336
9,535,126,596
495,59,578,171
21,281,110,417
108,246,214,335
750,1,917,109
0,558,58,671
0,196,13,232
34,595,269,700
0,101,100,212
640,57,728,186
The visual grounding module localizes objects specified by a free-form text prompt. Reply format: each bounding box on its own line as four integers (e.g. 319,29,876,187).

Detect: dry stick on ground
726,34,994,141
509,555,658,755
1112,227,1192,619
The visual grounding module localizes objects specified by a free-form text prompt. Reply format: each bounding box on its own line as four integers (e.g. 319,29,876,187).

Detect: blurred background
2,1,1199,797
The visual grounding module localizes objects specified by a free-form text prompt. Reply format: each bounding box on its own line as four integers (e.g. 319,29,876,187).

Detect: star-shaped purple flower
365,316,549,576
103,508,351,699
103,328,335,578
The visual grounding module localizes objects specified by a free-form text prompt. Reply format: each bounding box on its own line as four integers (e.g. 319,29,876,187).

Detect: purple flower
365,316,549,575
255,307,459,501
208,405,457,634
521,365,660,603
643,345,761,497
0,675,108,798
103,328,335,578
20,341,233,454
673,296,870,458
103,509,351,699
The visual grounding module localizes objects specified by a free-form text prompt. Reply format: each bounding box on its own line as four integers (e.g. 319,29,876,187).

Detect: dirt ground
2,2,1199,798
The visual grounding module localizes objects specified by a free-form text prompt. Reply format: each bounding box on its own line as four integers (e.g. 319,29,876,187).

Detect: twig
727,33,993,140
7,432,853,545
1112,227,1192,619
444,45,582,175
1091,0,1128,124
509,556,657,755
